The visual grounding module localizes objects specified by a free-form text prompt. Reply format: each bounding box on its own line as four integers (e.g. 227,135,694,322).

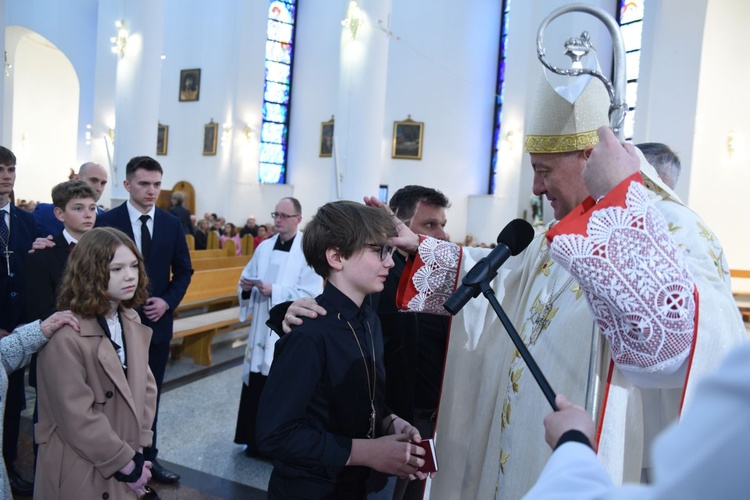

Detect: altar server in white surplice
233,197,323,457
389,69,745,499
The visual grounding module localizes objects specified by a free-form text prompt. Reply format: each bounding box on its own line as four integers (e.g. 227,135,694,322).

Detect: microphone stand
478,279,559,411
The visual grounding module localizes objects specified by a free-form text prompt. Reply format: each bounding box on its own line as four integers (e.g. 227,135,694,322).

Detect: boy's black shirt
258,282,388,498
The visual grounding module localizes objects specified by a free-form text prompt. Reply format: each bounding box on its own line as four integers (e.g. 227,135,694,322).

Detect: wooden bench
190,248,233,260
171,266,249,365
192,255,250,272
173,306,251,366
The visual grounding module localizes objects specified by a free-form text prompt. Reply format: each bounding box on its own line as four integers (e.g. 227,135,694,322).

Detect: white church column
110,0,165,200
334,0,392,201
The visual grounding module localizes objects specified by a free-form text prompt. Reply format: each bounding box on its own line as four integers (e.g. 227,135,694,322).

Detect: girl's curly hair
57,227,149,316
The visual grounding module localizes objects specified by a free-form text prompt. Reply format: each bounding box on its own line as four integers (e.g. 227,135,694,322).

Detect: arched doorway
4,26,79,202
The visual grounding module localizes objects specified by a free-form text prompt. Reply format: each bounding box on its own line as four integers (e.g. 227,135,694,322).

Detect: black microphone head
496,219,535,256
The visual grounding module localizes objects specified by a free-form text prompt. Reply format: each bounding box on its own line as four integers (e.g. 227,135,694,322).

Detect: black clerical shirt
257,282,387,499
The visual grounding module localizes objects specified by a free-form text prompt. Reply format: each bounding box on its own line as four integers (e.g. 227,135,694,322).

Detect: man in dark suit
33,162,108,237
0,146,37,495
97,156,193,484
168,191,192,234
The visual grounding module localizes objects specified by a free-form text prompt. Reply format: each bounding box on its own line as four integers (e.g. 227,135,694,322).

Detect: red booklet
416,438,438,473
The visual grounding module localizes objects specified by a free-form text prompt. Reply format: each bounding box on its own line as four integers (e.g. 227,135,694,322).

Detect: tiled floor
14,327,271,499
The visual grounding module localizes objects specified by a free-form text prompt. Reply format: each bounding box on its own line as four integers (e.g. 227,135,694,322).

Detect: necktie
0,210,8,253
140,214,152,260
69,241,76,251
0,209,10,274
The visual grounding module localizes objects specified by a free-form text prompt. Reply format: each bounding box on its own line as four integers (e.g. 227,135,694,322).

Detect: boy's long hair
302,201,396,278
57,227,149,317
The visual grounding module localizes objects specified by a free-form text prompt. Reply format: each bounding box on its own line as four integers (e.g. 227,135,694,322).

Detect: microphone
443,219,535,315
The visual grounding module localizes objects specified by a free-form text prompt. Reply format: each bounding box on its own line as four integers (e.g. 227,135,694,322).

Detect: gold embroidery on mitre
524,130,600,153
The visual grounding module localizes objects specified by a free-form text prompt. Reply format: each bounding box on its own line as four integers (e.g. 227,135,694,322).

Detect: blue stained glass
624,110,636,140
267,19,293,42
263,102,288,123
264,81,290,105
266,61,291,84
261,122,287,144
621,22,642,51
268,1,294,23
266,40,292,64
260,143,285,164
620,0,644,24
625,51,640,80
626,81,638,109
259,162,284,184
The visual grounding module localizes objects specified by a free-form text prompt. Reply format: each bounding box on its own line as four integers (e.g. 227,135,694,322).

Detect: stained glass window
260,0,297,184
618,0,645,141
488,0,511,195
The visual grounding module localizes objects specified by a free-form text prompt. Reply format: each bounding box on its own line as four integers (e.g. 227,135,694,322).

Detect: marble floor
15,327,272,499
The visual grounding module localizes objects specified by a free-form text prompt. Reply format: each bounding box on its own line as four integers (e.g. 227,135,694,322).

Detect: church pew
191,255,251,272
172,266,248,365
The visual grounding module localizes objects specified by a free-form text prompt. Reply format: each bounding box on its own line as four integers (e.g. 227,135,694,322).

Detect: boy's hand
349,434,428,481
282,297,327,334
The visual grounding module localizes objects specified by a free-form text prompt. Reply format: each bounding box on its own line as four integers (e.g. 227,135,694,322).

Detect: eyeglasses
271,212,300,220
365,243,394,261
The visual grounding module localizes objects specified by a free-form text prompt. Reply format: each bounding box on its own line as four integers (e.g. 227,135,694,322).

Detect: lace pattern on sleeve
549,181,695,373
406,237,461,315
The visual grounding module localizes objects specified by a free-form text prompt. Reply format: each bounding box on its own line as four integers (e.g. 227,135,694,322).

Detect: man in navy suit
33,162,108,237
0,146,38,495
97,156,193,484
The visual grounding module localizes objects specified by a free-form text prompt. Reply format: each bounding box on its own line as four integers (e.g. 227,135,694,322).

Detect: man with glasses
233,197,323,457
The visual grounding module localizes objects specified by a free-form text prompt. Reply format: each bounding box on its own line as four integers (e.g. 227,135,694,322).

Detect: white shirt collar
125,200,156,223
62,229,78,245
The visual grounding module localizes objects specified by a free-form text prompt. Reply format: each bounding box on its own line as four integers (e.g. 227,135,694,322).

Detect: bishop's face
530,150,590,220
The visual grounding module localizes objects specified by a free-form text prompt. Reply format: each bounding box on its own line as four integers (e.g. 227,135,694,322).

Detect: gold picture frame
179,68,201,102
319,116,334,157
392,115,424,160
156,123,168,156
203,120,218,156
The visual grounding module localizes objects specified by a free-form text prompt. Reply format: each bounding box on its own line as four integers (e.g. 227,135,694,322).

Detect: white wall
7,28,79,201
686,0,750,269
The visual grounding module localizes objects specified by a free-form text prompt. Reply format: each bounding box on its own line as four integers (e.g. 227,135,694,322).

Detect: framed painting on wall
179,68,201,102
319,116,334,157
156,123,168,155
392,116,424,160
203,120,218,156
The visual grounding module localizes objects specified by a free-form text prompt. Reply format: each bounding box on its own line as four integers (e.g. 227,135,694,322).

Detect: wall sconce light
110,20,128,57
341,1,364,40
243,124,254,143
4,51,11,77
727,129,740,158
221,123,232,147
85,124,92,146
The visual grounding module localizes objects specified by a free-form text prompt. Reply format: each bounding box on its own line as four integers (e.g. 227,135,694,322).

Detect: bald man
33,162,108,237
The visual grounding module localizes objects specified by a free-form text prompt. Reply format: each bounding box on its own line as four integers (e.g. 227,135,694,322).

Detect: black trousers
233,372,267,455
143,342,171,462
3,369,26,468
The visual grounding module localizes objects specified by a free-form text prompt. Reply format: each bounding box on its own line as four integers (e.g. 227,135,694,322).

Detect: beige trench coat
34,309,157,499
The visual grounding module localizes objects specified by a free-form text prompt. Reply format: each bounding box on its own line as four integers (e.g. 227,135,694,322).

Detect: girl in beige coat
34,227,158,499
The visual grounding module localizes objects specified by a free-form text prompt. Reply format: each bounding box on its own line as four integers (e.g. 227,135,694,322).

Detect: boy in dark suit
97,156,193,484
26,180,99,322
0,146,38,495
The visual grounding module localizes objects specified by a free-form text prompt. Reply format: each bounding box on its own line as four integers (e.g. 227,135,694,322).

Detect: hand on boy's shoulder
29,235,56,253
